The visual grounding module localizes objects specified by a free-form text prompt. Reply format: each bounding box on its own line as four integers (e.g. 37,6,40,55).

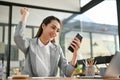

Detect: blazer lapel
49,44,57,76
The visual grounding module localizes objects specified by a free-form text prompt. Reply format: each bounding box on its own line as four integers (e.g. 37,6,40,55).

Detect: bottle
0,60,3,80
2,65,6,80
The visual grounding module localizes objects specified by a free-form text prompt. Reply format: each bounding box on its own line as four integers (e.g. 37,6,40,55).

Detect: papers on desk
32,77,61,79
77,75,103,79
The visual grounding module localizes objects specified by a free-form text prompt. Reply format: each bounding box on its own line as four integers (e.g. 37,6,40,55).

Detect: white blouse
36,39,51,76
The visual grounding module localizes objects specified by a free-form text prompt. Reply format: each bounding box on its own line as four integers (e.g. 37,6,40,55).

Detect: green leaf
75,64,82,73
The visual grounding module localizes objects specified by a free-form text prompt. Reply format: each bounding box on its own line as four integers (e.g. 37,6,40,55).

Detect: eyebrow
52,24,60,30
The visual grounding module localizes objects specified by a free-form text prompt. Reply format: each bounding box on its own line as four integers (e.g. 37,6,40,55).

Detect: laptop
104,51,120,78
77,51,120,79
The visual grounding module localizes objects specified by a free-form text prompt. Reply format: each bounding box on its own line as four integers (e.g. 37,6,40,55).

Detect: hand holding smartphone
68,33,83,52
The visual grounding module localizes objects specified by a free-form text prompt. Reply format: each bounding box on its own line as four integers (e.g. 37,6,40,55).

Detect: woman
14,7,82,77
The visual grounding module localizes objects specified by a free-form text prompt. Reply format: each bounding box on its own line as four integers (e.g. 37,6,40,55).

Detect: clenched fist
20,7,29,23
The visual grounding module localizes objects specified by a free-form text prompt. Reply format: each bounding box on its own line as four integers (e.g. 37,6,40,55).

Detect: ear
42,23,46,30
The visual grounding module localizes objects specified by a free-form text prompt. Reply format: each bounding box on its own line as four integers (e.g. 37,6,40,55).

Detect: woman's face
42,20,61,41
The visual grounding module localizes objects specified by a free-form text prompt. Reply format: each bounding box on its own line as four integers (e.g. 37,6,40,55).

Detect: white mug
99,67,107,77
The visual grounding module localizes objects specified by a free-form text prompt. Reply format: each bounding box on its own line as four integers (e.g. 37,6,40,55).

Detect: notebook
104,51,120,78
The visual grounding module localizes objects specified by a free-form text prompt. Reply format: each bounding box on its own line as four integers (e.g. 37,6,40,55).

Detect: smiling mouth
50,33,55,38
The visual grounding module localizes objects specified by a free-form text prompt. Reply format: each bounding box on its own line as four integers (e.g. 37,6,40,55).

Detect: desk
7,77,120,80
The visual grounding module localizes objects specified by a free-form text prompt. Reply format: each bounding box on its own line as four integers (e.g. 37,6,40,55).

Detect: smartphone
68,33,83,52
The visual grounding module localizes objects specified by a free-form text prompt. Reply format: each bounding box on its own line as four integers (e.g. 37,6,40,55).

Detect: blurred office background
0,0,119,77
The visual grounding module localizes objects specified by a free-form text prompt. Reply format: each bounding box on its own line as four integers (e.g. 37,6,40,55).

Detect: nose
52,30,57,37
53,32,57,37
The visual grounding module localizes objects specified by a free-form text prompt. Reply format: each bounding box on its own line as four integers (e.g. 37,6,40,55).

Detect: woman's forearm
71,52,78,67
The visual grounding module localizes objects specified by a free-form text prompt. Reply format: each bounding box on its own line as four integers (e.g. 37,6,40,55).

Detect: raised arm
71,37,82,67
14,7,30,54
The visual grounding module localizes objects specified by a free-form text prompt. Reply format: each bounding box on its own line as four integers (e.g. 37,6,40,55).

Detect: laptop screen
104,51,120,78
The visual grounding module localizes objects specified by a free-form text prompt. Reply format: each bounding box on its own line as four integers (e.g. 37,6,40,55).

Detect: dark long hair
35,16,62,43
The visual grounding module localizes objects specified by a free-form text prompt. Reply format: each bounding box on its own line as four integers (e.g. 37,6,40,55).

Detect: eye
51,25,60,32
52,26,56,30
57,29,60,32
